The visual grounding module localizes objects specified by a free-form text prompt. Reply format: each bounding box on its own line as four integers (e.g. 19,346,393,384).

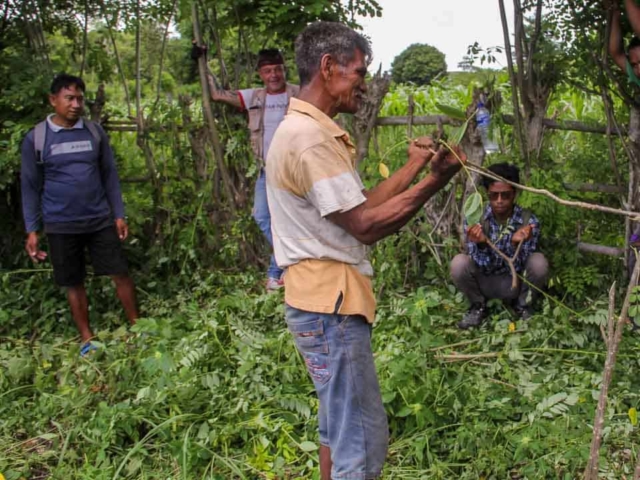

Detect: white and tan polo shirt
266,98,376,323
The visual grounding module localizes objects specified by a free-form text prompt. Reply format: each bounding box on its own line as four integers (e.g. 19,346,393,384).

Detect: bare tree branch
584,261,640,479
465,162,640,220
498,0,528,160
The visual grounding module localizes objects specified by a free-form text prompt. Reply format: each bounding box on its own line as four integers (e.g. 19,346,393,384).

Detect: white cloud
359,0,514,72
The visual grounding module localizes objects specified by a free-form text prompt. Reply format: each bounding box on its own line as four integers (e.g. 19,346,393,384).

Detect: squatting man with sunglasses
450,163,549,329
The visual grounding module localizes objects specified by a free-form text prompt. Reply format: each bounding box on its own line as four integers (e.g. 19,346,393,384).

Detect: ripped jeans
285,304,389,479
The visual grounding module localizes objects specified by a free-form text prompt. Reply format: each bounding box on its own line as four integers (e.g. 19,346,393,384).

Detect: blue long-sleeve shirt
465,205,540,275
21,116,125,233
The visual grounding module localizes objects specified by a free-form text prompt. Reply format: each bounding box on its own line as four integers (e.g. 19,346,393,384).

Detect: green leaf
435,103,467,120
630,407,638,426
396,405,413,417
464,192,483,225
299,441,318,452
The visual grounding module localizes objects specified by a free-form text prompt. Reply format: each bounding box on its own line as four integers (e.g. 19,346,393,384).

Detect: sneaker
515,305,534,321
266,277,284,291
80,341,98,357
457,303,488,330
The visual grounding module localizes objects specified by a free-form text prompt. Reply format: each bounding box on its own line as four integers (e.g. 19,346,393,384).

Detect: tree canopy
390,43,447,85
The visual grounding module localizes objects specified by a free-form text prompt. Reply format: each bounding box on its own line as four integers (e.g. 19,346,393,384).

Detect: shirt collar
46,114,84,132
288,98,353,145
485,204,522,223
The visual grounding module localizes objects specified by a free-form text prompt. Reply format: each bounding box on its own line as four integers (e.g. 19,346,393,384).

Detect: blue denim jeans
253,168,282,279
285,304,389,479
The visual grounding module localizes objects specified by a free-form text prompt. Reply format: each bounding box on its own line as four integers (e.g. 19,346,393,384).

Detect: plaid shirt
465,204,540,275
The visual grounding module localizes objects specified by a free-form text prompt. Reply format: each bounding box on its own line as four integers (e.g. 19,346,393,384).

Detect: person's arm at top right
206,75,243,109
609,4,627,71
625,0,640,40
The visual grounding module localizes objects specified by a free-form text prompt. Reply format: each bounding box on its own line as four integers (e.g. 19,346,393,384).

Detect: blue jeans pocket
288,318,331,385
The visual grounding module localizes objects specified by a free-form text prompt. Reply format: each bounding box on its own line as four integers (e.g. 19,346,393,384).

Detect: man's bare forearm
626,0,640,38
364,157,427,208
211,89,242,109
358,172,454,244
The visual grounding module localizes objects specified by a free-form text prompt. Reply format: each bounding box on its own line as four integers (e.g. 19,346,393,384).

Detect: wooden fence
103,110,633,258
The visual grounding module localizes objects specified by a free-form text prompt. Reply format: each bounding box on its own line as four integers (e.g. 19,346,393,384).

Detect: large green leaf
464,192,483,225
435,103,467,120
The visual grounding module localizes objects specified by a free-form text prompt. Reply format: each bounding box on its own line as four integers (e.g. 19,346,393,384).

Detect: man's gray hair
295,22,372,86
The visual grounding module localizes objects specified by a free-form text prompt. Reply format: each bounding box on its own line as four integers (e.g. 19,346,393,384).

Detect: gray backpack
33,119,102,192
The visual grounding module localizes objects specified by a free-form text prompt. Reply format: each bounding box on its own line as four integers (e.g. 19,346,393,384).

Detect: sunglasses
488,190,515,201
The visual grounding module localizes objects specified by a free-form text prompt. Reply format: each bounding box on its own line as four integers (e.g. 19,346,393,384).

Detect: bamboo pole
191,2,238,213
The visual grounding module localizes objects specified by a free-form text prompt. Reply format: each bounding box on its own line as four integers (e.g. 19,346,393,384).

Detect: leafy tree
390,43,447,85
457,55,476,72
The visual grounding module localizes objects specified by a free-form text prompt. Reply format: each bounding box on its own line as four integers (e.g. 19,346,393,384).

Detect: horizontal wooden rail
120,175,151,183
105,114,619,136
375,114,458,127
373,114,621,135
577,242,625,257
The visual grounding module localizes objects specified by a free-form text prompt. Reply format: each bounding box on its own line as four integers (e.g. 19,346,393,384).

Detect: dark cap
257,49,284,69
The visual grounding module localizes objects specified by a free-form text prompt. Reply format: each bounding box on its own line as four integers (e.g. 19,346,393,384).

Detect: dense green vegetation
2,0,640,478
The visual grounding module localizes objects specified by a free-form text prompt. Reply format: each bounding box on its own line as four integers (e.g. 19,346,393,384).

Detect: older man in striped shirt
266,21,465,480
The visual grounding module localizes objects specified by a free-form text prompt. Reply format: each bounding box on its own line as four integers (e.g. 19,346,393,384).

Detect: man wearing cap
208,49,299,291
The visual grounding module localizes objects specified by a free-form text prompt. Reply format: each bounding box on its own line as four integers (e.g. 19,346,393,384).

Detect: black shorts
47,226,129,287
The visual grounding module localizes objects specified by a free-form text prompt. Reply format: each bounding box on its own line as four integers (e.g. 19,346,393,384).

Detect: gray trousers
450,253,549,307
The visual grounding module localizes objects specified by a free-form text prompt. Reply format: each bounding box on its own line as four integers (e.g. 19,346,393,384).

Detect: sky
358,0,515,73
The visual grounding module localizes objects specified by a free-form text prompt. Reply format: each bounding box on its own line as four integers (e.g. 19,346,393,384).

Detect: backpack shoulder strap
84,119,102,147
84,119,103,169
33,120,47,164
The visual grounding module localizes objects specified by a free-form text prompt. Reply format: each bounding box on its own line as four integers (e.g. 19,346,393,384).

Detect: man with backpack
450,163,549,329
21,74,138,355
205,48,299,291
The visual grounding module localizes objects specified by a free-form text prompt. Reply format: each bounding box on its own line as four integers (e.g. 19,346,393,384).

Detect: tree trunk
498,0,527,161
525,101,547,162
192,2,238,214
584,261,640,479
627,106,640,272
179,95,209,188
89,84,106,122
352,67,391,165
